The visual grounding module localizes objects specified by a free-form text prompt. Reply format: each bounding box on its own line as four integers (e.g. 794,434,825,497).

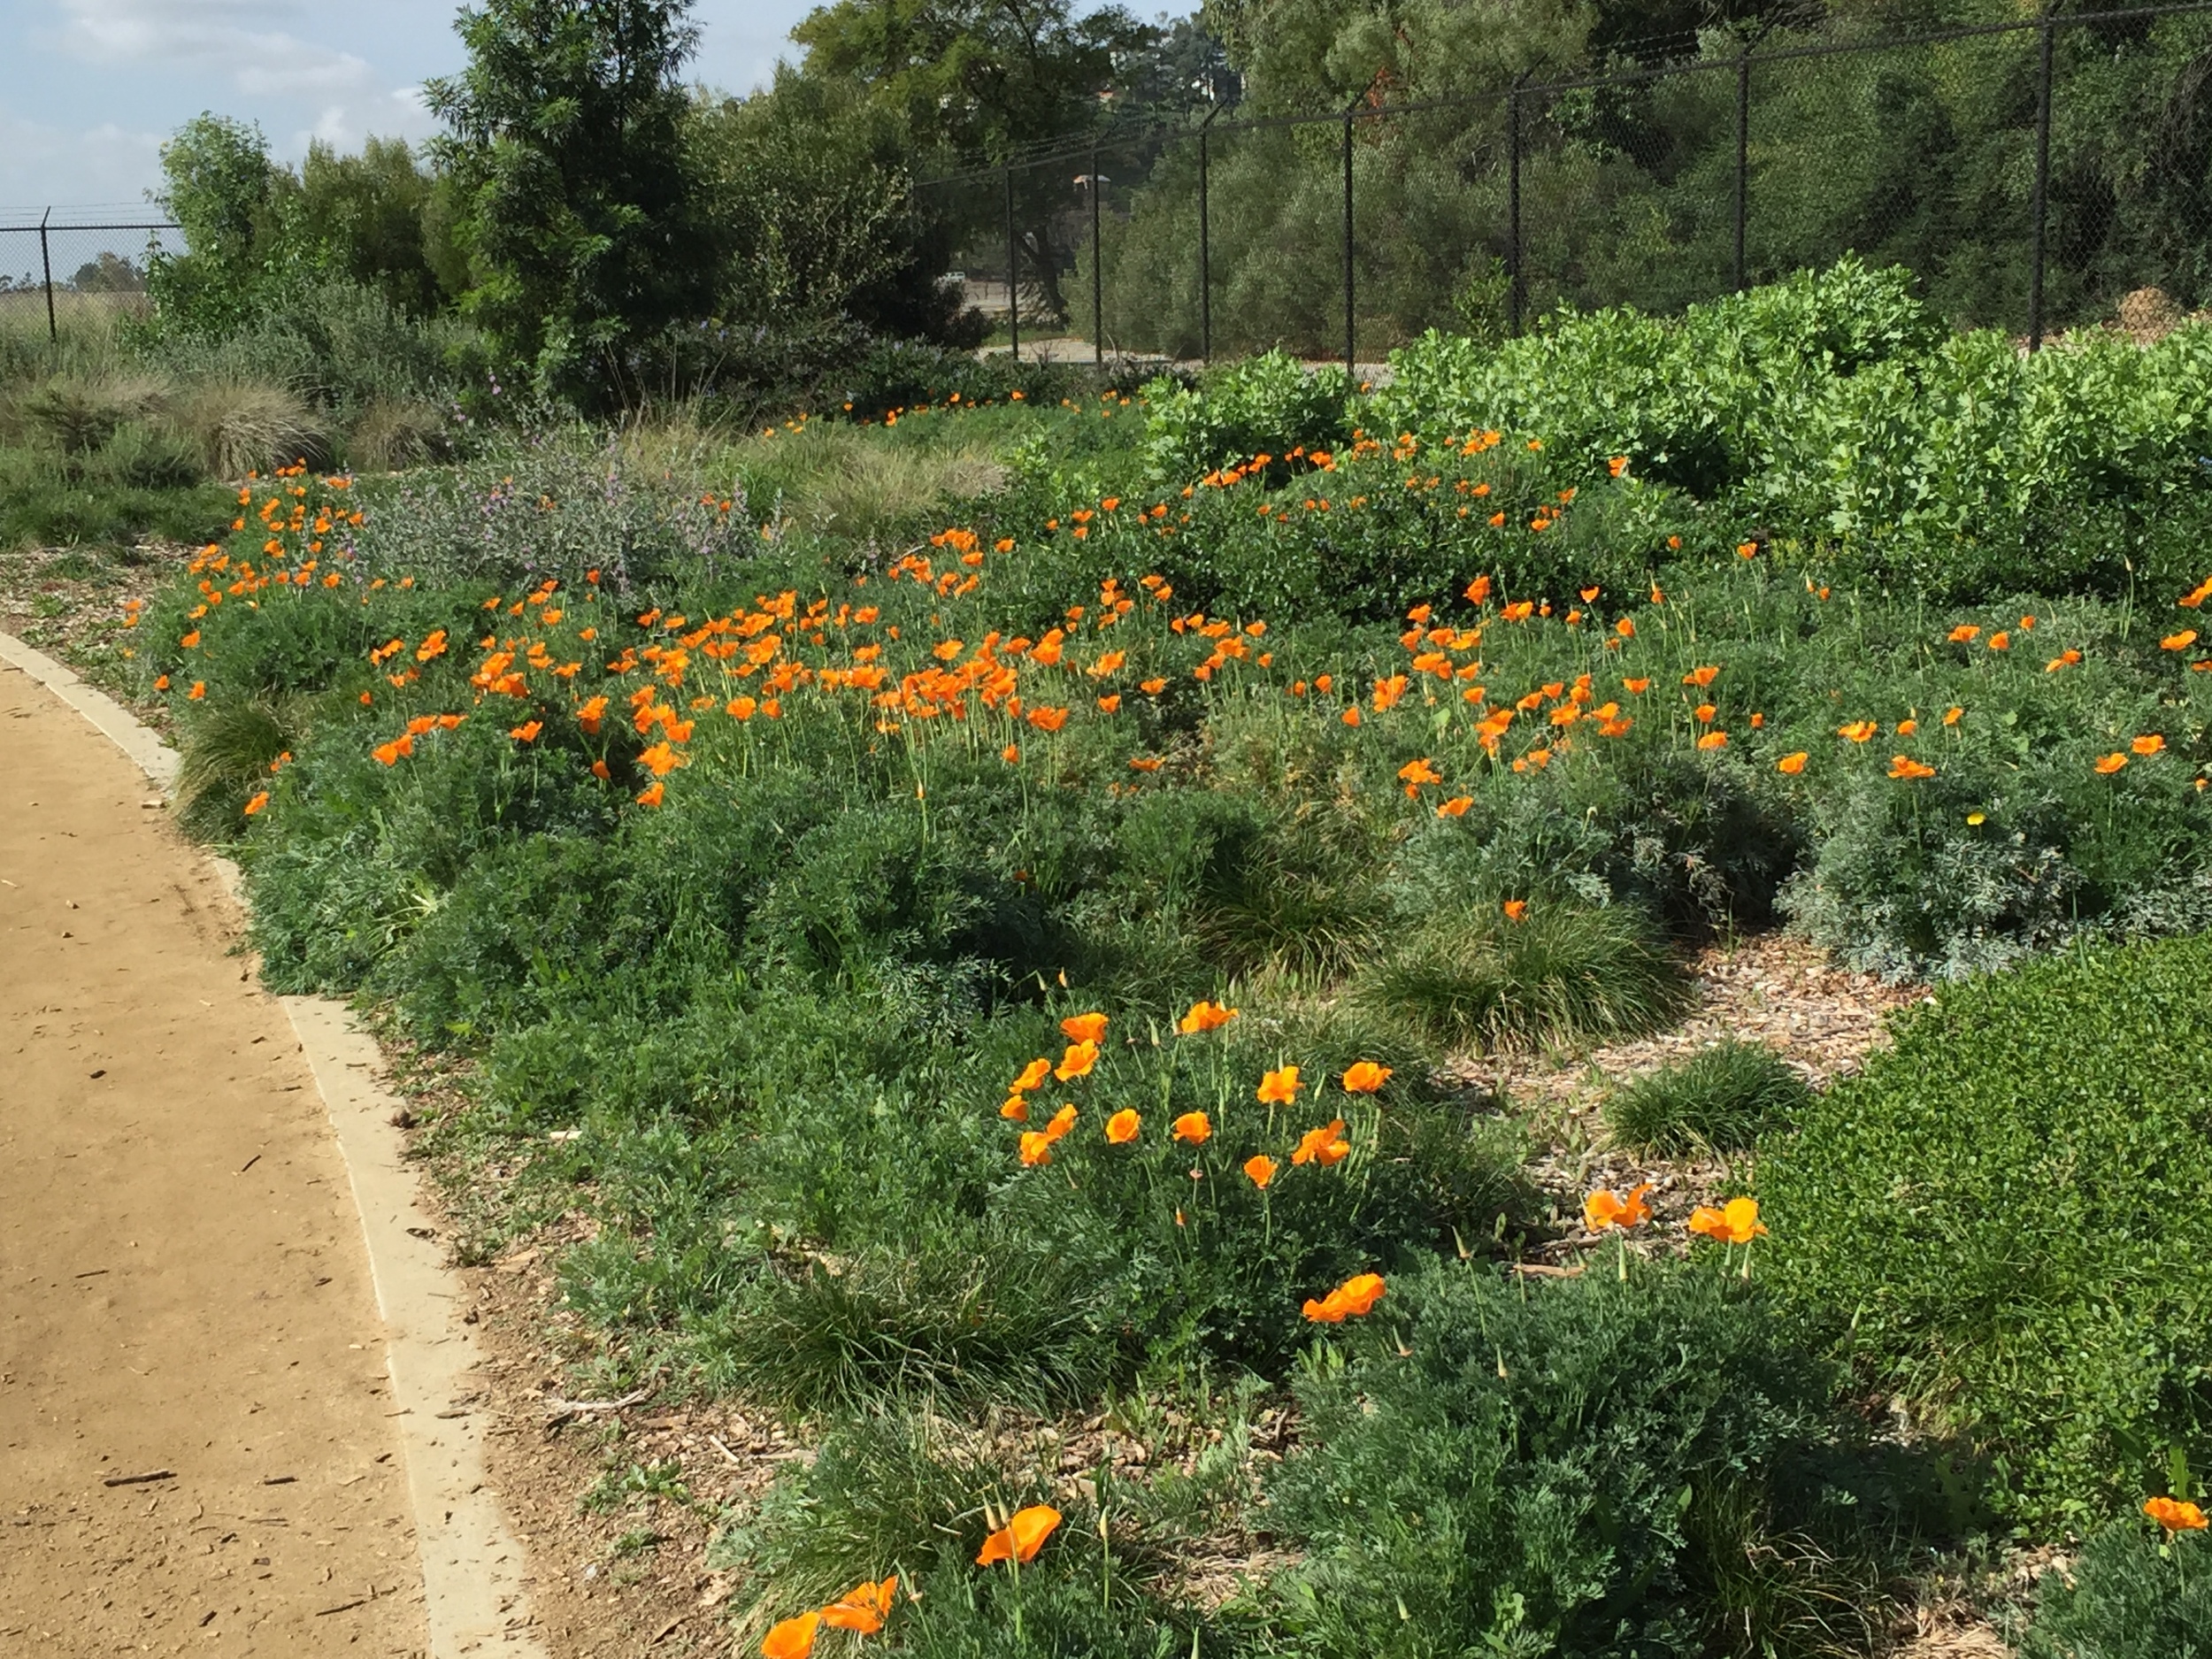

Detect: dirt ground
0,655,426,1657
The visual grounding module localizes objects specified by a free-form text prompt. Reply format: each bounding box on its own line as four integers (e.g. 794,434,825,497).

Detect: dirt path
0,656,427,1655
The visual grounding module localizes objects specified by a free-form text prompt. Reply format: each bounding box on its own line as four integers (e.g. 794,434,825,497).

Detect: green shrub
1141,350,1349,481
174,696,298,838
1763,935,2212,1526
1265,1258,1939,1659
2020,1516,2212,1659
1356,902,1691,1055
1605,1041,1813,1156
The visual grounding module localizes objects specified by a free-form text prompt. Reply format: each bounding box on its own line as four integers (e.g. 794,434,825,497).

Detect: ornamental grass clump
1357,901,1691,1054
1605,1041,1813,1156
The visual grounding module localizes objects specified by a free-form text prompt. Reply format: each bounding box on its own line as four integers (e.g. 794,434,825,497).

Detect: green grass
1605,1041,1813,1156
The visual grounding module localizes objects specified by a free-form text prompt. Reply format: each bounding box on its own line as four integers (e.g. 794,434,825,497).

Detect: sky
0,0,824,218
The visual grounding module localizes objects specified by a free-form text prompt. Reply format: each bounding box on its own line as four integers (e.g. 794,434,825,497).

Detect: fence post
1342,103,1356,380
1508,74,1526,339
1734,49,1751,292
2027,10,2055,350
40,208,56,345
1004,167,1020,364
1199,104,1221,366
1090,141,1104,366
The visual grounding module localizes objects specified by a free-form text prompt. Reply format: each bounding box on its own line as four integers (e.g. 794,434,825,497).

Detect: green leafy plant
2020,1510,2212,1658
1763,934,2212,1525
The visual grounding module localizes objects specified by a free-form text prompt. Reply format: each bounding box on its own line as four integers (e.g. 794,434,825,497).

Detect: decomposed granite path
0,653,428,1655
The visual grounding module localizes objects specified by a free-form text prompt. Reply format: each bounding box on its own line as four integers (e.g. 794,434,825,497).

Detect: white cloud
57,1,376,96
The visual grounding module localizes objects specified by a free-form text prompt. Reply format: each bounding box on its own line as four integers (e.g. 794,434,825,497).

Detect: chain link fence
916,1,2212,369
0,212,185,340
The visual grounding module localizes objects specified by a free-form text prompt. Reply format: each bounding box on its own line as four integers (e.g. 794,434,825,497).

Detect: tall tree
425,0,719,402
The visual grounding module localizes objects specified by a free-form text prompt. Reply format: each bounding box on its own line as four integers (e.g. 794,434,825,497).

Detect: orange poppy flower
1947,625,1980,643
2094,752,2130,774
1177,1000,1238,1033
1104,1109,1141,1144
1018,1131,1053,1166
1464,575,1494,604
1943,706,1964,726
1002,744,1020,763
188,680,207,700
999,1096,1030,1122
242,791,270,817
1887,756,1935,780
1777,751,1809,775
1010,1058,1052,1094
1584,1182,1654,1232
1502,899,1528,922
1140,677,1167,695
1687,1197,1766,1244
1171,1111,1212,1145
1243,1154,1278,1189
2132,734,2166,756
2162,629,2200,651
1060,1012,1110,1044
977,1505,1062,1566
1622,677,1652,695
1682,664,1720,688
1436,795,1474,818
1302,1271,1386,1323
1838,720,1877,743
1292,1118,1350,1166
1044,1103,1078,1142
762,1610,820,1659
510,720,542,742
820,1577,899,1634
1697,731,1728,749
636,780,665,807
2046,649,2082,672
2145,1495,2208,1532
1256,1064,1302,1104
1340,1061,1392,1093
1128,757,1163,772
1056,1041,1099,1081
1397,757,1442,792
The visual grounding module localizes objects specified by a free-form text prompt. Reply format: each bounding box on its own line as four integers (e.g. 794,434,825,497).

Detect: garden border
0,628,554,1659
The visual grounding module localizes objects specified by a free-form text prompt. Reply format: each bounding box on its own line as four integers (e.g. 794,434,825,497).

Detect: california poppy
820,1577,899,1634
1502,899,1528,923
2162,629,2200,651
242,791,270,817
1687,1197,1766,1244
999,1097,1030,1122
1838,720,1877,743
1178,1000,1238,1033
1777,751,1809,775
1437,795,1473,818
978,1504,1062,1566
1302,1271,1386,1323
1172,1111,1212,1145
510,720,541,742
1060,1012,1109,1044
1697,731,1728,750
2145,1495,2208,1532
1887,756,1935,780
1947,625,1979,643
1056,1041,1099,1081
1044,1103,1078,1142
1256,1065,1302,1104
1018,1131,1054,1167
1244,1154,1278,1189
1292,1118,1350,1166
2094,752,2130,774
2132,734,2166,756
1011,1058,1051,1094
763,1611,819,1659
1105,1109,1141,1144
1585,1183,1654,1231
1340,1061,1392,1093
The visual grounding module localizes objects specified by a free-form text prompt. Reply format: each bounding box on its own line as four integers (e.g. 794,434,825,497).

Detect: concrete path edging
0,629,551,1659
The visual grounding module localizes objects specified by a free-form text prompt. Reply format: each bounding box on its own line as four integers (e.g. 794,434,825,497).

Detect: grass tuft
1605,1041,1813,1156
1358,903,1692,1055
